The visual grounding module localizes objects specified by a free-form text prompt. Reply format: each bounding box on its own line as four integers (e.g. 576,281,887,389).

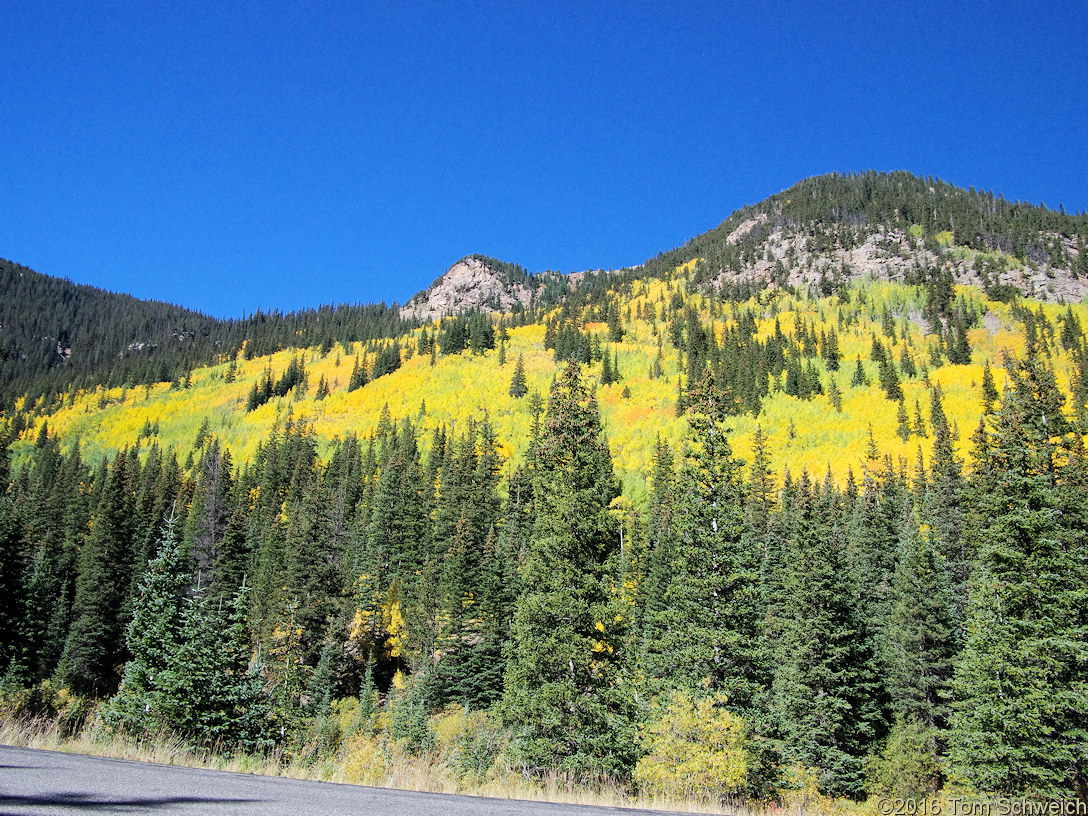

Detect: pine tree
823,326,841,371
827,376,844,412
912,398,928,438
885,520,956,739
600,351,615,386
879,358,903,401
508,354,528,398
638,436,675,668
0,469,23,678
980,361,999,413
851,355,868,387
771,473,886,798
57,453,137,696
951,347,1088,797
501,361,633,777
607,301,624,342
645,370,762,711
168,582,274,752
184,440,234,591
948,308,971,364
348,356,368,391
922,388,968,626
106,512,189,736
896,398,911,441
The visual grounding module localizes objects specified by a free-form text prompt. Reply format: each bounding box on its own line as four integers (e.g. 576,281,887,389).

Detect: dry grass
0,715,736,814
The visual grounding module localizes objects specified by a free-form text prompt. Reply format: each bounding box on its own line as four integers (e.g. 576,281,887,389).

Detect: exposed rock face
707,227,1088,303
399,257,535,321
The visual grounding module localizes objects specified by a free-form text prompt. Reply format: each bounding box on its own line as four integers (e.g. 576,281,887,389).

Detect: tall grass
0,714,736,814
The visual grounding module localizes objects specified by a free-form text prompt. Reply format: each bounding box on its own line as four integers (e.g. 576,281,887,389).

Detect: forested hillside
0,258,410,407
2,171,1087,806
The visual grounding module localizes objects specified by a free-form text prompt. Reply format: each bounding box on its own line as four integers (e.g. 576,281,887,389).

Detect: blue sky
2,2,1085,318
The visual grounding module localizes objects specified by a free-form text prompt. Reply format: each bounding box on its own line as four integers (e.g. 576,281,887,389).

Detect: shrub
634,691,748,803
867,718,944,800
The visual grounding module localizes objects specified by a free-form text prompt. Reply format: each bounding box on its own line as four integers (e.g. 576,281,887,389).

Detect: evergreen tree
185,439,234,591
168,584,273,752
607,301,624,342
0,470,23,677
501,361,633,777
106,512,190,736
600,350,615,386
951,347,1088,797
57,454,137,695
348,356,368,391
851,355,868,387
896,398,911,441
827,376,844,412
638,436,676,668
885,520,956,742
508,354,528,398
823,326,841,371
879,358,903,401
645,370,762,712
771,473,886,798
980,361,999,413
372,343,401,378
922,389,968,626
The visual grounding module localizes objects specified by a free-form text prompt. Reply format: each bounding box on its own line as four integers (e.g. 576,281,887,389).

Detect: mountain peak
399,255,536,321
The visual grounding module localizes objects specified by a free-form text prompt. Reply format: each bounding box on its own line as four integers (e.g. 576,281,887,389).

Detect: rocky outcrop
399,257,535,321
707,226,1088,303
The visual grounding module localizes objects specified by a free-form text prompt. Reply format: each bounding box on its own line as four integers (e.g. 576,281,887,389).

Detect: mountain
4,170,1088,801
4,171,1086,411
643,171,1088,299
399,254,572,320
0,258,408,407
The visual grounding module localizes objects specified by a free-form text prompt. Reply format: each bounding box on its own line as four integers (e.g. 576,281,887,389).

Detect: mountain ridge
3,170,1087,410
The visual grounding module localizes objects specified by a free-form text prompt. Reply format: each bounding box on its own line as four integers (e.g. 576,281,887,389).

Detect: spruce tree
771,472,886,798
896,398,911,440
348,356,368,391
823,326,841,371
980,361,999,413
501,361,633,777
57,454,136,695
106,513,190,736
600,350,615,385
645,370,762,711
169,583,273,752
185,439,234,591
885,519,956,741
922,389,968,626
0,477,23,678
508,354,528,398
638,436,675,668
951,347,1088,797
851,355,868,387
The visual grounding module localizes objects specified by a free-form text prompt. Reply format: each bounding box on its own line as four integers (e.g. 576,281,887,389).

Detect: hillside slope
6,171,1086,494
0,258,409,408
5,171,1088,801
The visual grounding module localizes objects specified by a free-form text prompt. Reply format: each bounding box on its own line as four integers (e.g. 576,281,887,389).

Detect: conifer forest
2,172,1087,806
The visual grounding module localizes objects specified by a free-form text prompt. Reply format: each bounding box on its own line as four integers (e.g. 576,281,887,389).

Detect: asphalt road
0,744,700,816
